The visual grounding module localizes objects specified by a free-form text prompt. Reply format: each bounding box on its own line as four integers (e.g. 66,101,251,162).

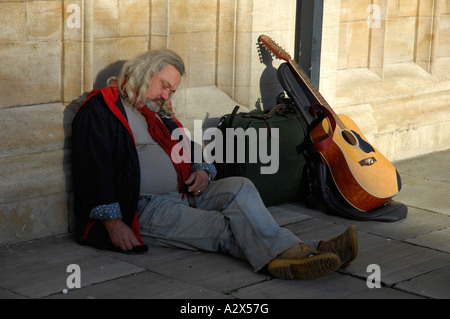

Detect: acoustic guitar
258,34,401,212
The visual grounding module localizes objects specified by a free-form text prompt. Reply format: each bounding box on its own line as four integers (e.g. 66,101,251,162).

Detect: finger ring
197,190,201,193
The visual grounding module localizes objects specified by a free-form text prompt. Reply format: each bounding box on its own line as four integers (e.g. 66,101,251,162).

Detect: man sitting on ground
71,49,358,280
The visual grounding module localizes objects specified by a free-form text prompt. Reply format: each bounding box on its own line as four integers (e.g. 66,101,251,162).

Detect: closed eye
161,80,176,95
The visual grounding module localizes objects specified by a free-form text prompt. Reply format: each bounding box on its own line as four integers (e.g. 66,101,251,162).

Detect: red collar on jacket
80,86,136,145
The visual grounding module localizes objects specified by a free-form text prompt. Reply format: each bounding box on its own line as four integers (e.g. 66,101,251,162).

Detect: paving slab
404,226,450,253
268,205,312,226
309,206,450,241
115,247,269,295
394,151,450,216
394,179,450,216
284,217,359,247
395,264,450,299
345,231,450,287
0,287,26,299
0,236,145,298
394,151,450,184
233,272,421,299
46,271,232,299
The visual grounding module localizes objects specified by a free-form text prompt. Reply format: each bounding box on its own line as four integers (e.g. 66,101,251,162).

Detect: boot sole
268,253,340,280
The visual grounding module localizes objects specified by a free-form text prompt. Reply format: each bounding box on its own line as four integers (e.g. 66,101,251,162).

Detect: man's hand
185,170,210,196
102,219,140,251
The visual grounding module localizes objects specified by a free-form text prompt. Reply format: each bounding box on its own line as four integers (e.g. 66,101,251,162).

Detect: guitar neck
287,59,344,128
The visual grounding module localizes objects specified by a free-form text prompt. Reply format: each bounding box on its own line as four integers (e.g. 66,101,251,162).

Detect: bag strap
309,103,337,153
228,105,240,128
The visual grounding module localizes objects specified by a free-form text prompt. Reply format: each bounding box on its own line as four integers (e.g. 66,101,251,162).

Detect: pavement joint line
224,277,273,296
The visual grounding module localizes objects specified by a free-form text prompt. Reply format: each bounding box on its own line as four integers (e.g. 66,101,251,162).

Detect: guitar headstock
258,35,292,62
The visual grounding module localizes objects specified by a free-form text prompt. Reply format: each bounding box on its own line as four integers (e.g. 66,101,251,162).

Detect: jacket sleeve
71,96,121,220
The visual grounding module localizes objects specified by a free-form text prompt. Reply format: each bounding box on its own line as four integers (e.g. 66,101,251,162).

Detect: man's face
143,64,181,111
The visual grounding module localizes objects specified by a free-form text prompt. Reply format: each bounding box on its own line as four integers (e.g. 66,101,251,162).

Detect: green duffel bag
213,103,309,206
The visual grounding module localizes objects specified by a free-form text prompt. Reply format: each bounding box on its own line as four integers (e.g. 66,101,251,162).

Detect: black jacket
71,87,143,251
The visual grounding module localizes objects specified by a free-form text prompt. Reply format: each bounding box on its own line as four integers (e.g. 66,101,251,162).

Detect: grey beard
144,99,162,112
144,98,173,118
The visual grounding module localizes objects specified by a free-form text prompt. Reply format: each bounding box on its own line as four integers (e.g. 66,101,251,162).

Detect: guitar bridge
360,157,377,167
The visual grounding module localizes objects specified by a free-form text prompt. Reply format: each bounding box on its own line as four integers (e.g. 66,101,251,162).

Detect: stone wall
1,0,449,246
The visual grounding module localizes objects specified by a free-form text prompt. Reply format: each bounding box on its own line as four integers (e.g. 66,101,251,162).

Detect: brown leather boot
268,251,341,280
276,243,314,260
317,225,358,268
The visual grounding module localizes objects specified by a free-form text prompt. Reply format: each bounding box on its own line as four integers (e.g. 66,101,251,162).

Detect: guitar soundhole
342,130,358,146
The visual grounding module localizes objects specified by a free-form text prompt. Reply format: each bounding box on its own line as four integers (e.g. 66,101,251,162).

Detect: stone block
437,13,450,58
387,0,400,18
63,0,83,42
26,0,62,41
171,86,250,135
168,33,190,86
217,0,236,32
170,0,217,34
0,102,75,245
93,0,119,38
323,0,341,29
418,0,435,16
385,17,417,64
0,103,72,158
338,22,349,70
376,120,450,160
0,2,26,43
216,31,235,88
252,0,297,32
235,0,253,33
415,16,433,68
0,150,70,204
347,21,370,69
0,192,71,246
182,32,217,88
149,0,169,36
119,0,149,37
233,32,253,87
93,37,149,85
149,35,168,50
398,0,419,17
375,89,450,133
340,0,372,22
435,57,450,79
0,42,61,109
62,41,83,102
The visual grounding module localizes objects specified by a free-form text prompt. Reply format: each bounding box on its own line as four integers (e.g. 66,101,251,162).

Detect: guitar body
310,115,402,212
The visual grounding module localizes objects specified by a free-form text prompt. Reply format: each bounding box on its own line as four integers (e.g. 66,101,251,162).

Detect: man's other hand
102,219,140,251
185,170,209,196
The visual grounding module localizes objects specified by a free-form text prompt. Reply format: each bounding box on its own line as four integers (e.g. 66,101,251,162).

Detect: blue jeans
137,176,302,271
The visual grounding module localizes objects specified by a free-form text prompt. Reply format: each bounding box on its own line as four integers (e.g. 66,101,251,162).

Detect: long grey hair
108,49,185,114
